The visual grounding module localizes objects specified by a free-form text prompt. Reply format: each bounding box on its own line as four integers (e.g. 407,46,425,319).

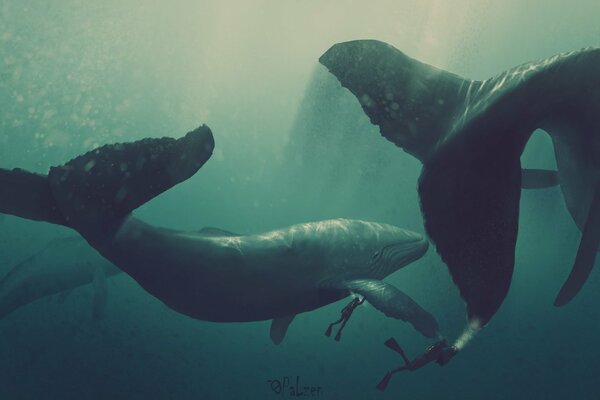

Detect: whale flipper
320,40,600,325
419,137,522,325
521,169,559,189
342,279,439,338
270,314,296,345
555,182,600,306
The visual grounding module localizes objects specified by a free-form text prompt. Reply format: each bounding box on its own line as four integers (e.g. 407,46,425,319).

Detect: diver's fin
521,169,559,189
554,182,600,306
319,40,477,161
342,279,438,338
0,168,67,226
46,125,214,237
197,227,242,237
91,262,108,320
270,314,296,345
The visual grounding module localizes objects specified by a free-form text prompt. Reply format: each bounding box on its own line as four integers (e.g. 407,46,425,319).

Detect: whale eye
372,251,380,259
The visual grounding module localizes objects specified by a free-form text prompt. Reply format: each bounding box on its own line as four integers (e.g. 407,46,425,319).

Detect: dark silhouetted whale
320,40,600,343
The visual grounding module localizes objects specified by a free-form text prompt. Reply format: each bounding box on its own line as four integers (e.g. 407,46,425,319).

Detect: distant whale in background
0,237,121,320
320,40,600,339
0,126,438,343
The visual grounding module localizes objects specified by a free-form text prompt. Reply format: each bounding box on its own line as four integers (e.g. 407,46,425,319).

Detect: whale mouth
370,234,429,278
389,236,429,267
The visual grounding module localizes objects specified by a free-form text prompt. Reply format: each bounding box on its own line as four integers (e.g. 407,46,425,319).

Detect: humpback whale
319,40,600,339
0,125,438,343
0,237,121,320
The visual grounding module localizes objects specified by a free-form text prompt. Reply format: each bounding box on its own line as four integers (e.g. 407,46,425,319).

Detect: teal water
1,1,599,399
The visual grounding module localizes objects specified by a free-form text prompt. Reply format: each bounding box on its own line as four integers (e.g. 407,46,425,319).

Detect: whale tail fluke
320,40,600,325
0,125,214,238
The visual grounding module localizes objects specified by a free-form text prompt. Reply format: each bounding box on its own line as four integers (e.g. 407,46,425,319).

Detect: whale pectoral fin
344,279,439,338
91,263,108,320
270,314,296,345
554,182,600,306
521,169,559,189
419,138,522,327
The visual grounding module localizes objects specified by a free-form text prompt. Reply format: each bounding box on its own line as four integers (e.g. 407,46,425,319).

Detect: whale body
0,237,121,319
0,126,438,343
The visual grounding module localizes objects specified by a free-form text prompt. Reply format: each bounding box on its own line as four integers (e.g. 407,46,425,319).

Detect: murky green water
1,1,599,399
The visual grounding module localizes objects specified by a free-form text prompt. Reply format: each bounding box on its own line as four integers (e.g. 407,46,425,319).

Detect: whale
0,125,438,343
319,40,600,341
0,237,121,320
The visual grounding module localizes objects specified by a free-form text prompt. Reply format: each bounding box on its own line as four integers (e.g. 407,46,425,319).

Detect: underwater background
1,1,599,399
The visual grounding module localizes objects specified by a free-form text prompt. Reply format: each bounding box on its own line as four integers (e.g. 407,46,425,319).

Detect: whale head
307,219,429,280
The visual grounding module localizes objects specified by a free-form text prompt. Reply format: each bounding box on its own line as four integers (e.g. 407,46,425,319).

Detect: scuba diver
325,296,365,341
376,337,458,390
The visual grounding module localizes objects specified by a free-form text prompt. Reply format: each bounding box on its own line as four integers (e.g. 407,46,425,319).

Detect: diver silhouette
376,337,458,390
324,297,365,341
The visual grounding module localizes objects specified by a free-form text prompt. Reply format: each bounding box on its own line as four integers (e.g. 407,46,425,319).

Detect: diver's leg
325,317,344,337
383,337,412,366
377,338,421,390
334,317,350,341
376,365,409,390
325,297,363,338
333,298,364,341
